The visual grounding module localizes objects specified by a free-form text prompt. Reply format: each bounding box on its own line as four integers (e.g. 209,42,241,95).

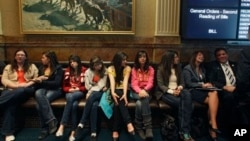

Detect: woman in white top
155,50,194,141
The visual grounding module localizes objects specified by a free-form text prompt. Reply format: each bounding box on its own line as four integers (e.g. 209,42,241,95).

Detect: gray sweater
84,68,107,92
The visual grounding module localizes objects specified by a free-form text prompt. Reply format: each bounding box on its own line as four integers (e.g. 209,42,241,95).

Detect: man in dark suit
207,48,237,137
236,48,250,125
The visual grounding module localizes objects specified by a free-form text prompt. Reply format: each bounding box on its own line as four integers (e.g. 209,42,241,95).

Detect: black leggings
112,89,132,132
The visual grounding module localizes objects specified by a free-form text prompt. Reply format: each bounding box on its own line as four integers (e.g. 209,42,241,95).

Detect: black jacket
236,48,250,94
36,64,63,90
207,60,237,89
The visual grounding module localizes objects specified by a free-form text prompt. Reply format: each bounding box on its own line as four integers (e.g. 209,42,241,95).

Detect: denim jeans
113,89,132,132
34,88,62,129
61,91,84,130
130,91,151,119
0,87,34,135
161,89,193,134
79,91,102,133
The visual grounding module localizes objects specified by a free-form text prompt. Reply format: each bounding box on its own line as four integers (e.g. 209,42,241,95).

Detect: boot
135,117,146,140
143,114,153,139
145,128,153,139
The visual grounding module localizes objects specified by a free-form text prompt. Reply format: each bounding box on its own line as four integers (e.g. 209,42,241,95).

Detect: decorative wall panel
155,0,180,36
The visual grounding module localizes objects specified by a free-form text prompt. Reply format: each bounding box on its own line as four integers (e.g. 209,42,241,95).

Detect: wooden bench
0,61,207,128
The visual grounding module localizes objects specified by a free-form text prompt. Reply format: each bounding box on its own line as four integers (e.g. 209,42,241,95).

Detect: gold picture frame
19,0,135,34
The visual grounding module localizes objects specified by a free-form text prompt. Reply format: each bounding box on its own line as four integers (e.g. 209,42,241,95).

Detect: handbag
99,89,114,119
161,114,178,141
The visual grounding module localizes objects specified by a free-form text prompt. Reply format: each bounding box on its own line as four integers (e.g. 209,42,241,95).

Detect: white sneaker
5,135,15,141
69,135,75,141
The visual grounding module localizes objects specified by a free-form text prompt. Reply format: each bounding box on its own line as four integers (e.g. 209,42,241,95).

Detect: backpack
161,114,179,141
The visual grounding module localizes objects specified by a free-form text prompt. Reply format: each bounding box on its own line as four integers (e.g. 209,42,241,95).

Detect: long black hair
189,50,205,70
42,50,59,73
112,51,128,85
68,55,82,76
134,50,150,71
158,50,181,84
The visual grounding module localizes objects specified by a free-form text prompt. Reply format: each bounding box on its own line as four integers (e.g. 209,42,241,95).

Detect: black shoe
91,135,97,141
75,126,84,139
38,130,49,140
209,127,221,141
112,137,119,141
48,119,58,134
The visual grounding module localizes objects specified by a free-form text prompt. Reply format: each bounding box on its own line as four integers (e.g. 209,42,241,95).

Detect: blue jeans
161,89,193,134
61,91,84,130
130,91,151,119
79,91,102,133
34,88,62,129
0,87,34,135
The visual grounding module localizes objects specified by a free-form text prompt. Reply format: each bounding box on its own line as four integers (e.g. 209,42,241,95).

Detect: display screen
181,0,250,40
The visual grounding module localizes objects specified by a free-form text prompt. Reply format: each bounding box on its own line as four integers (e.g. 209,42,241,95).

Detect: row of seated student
0,48,250,141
